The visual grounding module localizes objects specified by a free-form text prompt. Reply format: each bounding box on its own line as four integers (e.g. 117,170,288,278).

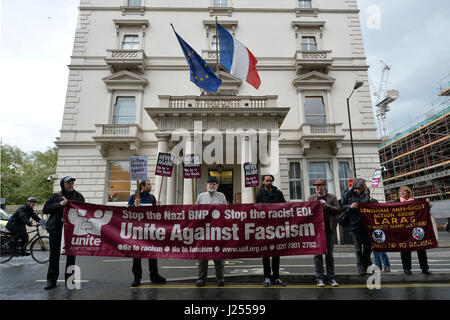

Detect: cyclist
5,197,41,256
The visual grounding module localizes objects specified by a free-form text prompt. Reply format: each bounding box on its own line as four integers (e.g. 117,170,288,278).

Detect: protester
5,197,41,256
128,179,166,287
195,176,227,287
43,176,85,290
339,178,372,275
395,186,431,275
366,189,391,273
255,174,287,287
307,179,340,287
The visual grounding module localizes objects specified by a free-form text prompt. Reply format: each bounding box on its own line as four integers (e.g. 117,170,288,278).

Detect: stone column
270,130,281,188
155,134,169,204
183,136,194,204
166,161,177,205
241,136,254,204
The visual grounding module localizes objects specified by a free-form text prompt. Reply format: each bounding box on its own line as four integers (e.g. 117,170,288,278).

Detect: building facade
54,0,384,242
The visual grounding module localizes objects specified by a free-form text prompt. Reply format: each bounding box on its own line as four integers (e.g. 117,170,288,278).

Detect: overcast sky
0,0,449,152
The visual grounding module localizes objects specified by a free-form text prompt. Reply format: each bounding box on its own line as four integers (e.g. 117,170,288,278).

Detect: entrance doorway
209,169,233,204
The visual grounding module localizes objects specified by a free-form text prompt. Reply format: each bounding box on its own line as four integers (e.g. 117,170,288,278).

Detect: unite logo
68,208,113,247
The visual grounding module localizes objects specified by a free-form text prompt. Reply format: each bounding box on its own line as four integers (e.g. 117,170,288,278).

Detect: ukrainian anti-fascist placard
359,199,438,252
63,201,327,259
183,154,201,179
243,162,259,188
155,153,174,177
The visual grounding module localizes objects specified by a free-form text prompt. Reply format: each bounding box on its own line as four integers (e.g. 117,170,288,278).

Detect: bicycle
0,224,50,264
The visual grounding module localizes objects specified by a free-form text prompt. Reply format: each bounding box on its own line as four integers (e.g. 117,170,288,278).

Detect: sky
0,0,449,152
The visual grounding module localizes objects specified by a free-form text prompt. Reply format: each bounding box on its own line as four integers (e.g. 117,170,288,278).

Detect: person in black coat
6,197,41,256
42,176,85,290
255,174,287,287
339,178,372,275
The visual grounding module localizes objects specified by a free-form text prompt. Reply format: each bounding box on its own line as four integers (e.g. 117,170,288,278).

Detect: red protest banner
63,201,327,260
359,199,438,252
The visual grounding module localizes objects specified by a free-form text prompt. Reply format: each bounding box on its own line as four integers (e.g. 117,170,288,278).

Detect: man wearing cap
43,176,85,290
194,176,227,287
307,179,341,287
6,197,41,256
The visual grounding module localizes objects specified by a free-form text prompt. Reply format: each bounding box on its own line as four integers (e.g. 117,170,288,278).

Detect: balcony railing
162,96,278,109
301,123,343,136
105,49,147,73
94,124,142,140
295,50,333,74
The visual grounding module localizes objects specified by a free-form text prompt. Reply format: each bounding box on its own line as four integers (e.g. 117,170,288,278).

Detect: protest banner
359,199,438,252
63,201,327,260
155,153,174,177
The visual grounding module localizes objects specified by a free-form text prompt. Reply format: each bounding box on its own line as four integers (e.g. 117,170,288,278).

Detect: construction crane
372,59,399,138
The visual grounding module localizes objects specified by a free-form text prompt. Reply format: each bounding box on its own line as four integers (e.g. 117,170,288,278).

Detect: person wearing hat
5,197,41,256
43,176,85,290
195,175,227,287
307,179,341,287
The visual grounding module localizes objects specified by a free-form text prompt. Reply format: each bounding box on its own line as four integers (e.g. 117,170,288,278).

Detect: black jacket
339,188,370,232
43,178,85,232
5,205,41,231
255,186,286,204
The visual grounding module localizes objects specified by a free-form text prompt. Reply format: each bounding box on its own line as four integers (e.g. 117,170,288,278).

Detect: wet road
2,249,450,300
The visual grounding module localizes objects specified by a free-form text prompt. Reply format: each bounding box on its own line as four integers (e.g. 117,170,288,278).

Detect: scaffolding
378,97,450,202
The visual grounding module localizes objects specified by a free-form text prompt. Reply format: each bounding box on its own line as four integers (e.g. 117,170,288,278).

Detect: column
106,89,113,124
166,163,177,205
183,136,194,204
270,130,281,188
241,135,253,204
155,134,169,204
136,90,143,127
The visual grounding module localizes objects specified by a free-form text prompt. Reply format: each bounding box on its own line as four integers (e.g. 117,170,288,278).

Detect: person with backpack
128,179,167,287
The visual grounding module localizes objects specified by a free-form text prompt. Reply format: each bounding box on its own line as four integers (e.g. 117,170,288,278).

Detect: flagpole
215,16,219,74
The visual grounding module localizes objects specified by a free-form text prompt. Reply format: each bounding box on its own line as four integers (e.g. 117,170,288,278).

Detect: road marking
132,283,450,289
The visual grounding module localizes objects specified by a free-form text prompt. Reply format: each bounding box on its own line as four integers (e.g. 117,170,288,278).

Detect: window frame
298,0,313,9
106,160,132,205
301,36,317,51
127,0,142,7
304,96,327,124
213,0,229,7
307,161,334,196
112,96,137,125
288,161,304,201
338,161,352,196
121,34,140,50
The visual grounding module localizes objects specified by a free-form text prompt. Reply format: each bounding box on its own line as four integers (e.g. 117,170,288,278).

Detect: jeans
373,252,390,269
314,232,335,281
262,257,280,281
197,260,225,281
351,229,372,273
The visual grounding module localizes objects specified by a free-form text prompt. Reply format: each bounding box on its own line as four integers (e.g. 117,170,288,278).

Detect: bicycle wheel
30,235,50,263
0,233,15,264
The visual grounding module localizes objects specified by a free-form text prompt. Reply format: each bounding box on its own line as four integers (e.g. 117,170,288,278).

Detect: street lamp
347,80,364,178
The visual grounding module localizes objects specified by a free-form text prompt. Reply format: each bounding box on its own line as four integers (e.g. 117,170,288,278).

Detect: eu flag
173,31,222,93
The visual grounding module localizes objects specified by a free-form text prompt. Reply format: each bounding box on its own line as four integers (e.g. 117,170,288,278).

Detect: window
304,96,326,124
127,0,141,6
211,35,219,51
338,162,352,196
298,0,312,8
213,0,228,7
308,162,334,195
289,162,303,200
122,35,140,50
113,97,136,124
108,161,131,202
301,36,317,51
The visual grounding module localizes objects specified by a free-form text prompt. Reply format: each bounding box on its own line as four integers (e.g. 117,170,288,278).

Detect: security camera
46,174,55,182
380,166,387,172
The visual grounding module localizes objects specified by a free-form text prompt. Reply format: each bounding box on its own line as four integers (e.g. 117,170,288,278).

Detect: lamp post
347,80,364,178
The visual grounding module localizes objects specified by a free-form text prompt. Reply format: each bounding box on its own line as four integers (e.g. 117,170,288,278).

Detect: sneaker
131,277,141,287
195,280,205,287
217,279,225,287
382,266,391,273
404,269,412,275
316,279,325,287
263,278,271,287
274,279,286,287
329,279,339,287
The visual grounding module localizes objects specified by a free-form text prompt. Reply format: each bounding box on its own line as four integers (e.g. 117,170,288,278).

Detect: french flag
217,23,261,90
